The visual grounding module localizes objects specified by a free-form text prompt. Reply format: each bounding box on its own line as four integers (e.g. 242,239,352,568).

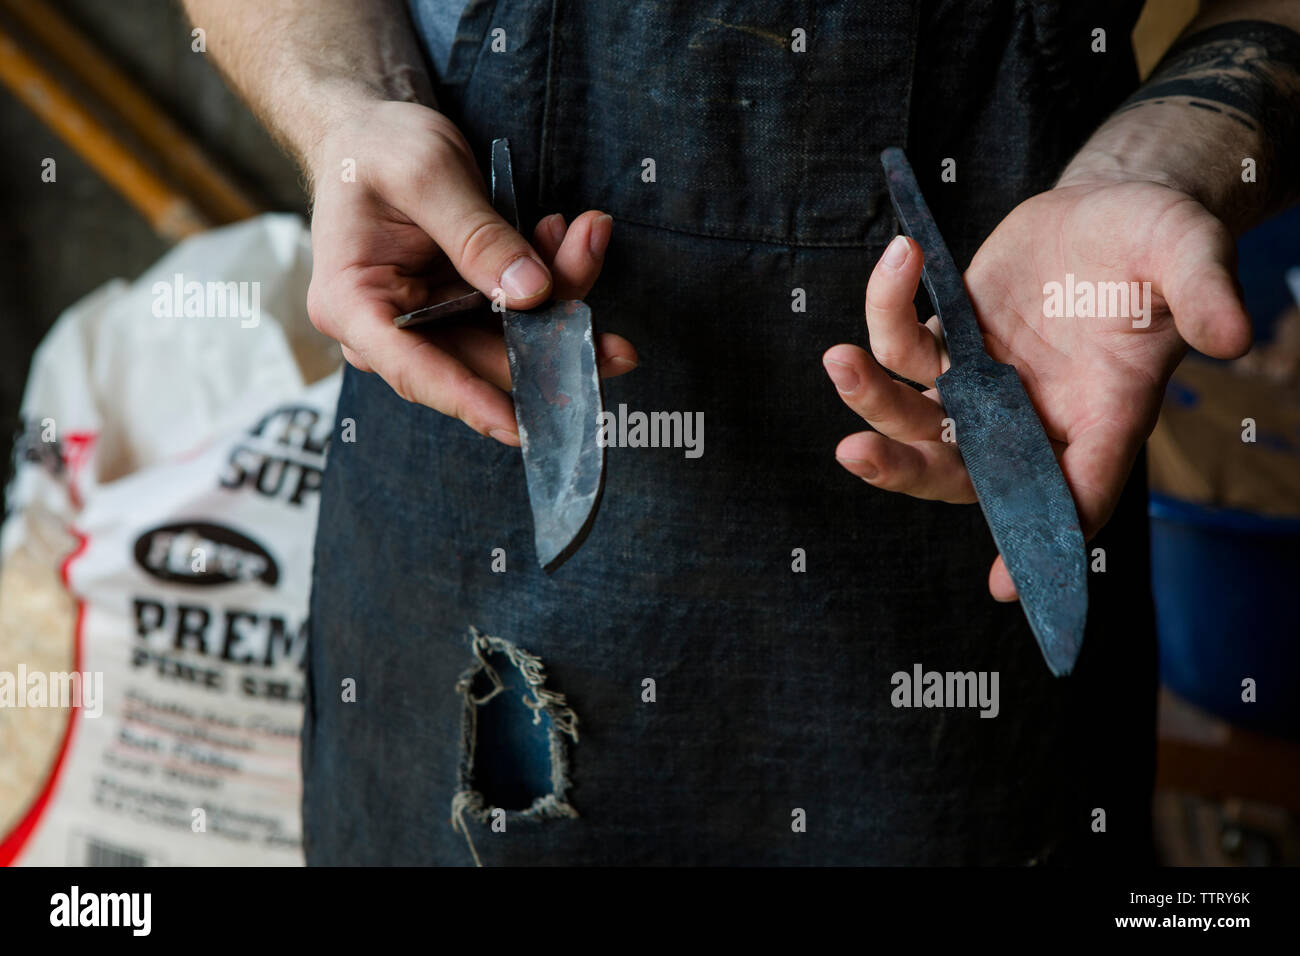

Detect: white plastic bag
1,214,340,866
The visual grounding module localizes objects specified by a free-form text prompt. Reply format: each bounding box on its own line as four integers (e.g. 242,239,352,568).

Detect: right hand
305,101,638,446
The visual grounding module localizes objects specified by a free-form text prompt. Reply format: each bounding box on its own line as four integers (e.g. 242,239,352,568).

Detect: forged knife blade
880,147,1087,676
392,139,605,573
491,139,605,572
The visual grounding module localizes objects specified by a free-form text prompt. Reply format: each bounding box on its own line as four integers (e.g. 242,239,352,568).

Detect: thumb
1155,205,1252,359
397,153,553,309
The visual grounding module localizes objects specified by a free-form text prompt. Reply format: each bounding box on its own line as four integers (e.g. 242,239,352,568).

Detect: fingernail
823,358,859,393
546,213,566,245
489,427,519,443
589,214,613,257
882,235,909,269
605,355,636,370
501,256,550,299
836,455,878,480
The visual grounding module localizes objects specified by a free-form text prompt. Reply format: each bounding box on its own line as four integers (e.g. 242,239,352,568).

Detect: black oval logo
133,521,279,587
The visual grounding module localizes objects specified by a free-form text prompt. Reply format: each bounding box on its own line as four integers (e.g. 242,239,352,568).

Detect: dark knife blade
391,139,605,571
492,139,605,572
503,298,605,572
880,147,1087,676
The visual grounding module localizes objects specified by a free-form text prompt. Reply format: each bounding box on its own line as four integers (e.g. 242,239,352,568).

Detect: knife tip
1044,649,1078,678
536,537,585,575
1022,585,1087,678
533,485,605,575
1038,620,1085,678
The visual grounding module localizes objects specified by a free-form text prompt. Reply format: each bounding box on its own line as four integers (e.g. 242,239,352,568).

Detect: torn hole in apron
450,626,579,865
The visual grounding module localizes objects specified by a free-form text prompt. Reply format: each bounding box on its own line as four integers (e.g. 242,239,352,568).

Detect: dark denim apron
304,0,1156,865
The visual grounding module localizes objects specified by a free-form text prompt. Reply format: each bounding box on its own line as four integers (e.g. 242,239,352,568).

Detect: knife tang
879,147,986,368
490,138,520,231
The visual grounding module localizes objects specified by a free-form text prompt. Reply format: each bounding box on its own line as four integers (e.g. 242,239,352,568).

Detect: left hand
823,180,1252,601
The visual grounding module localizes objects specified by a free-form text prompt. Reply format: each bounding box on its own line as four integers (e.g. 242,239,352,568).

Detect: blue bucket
1149,492,1300,739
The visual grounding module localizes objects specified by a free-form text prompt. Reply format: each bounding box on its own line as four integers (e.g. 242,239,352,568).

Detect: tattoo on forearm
1119,19,1300,181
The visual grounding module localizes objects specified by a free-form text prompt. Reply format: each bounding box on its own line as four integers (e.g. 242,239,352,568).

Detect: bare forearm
1060,1,1300,234
179,0,434,180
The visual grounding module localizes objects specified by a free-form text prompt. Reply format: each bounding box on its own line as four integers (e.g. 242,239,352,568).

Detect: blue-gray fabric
302,0,1157,865
406,0,463,77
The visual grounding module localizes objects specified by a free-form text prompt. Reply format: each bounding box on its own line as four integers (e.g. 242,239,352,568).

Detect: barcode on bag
84,839,148,867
